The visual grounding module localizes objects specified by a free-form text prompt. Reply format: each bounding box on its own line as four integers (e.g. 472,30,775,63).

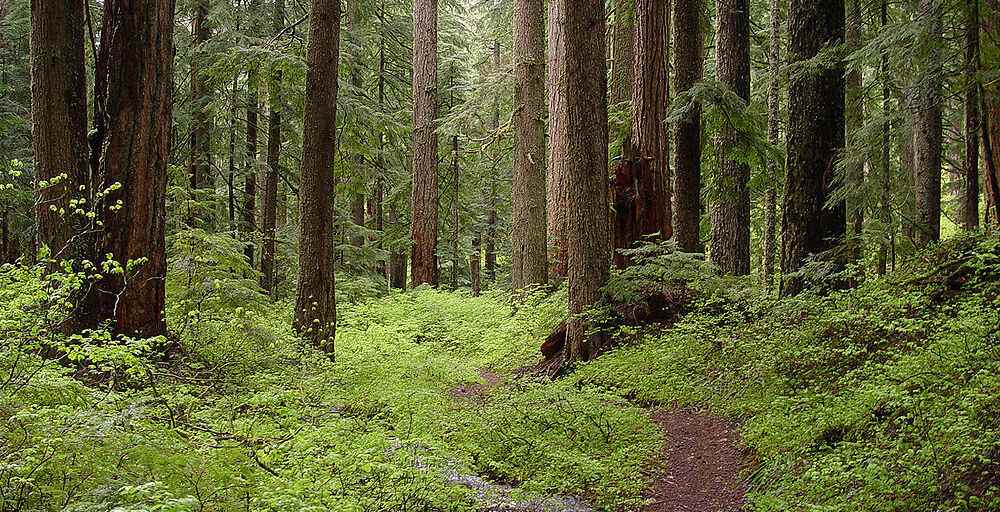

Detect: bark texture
86,0,175,336
912,0,942,247
546,1,568,280
672,0,703,254
410,0,438,287
512,0,549,289
30,0,89,259
611,0,634,158
559,0,610,363
711,0,751,275
780,0,846,295
614,0,671,268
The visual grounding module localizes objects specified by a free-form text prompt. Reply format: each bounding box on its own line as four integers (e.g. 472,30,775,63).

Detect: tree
963,0,980,230
189,0,212,196
546,0,568,280
85,0,175,336
845,0,864,259
560,0,610,363
877,0,892,275
484,40,500,285
260,0,283,295
614,0,670,268
763,0,781,288
781,0,845,295
294,0,340,353
711,0,751,275
672,0,703,254
912,0,942,247
511,0,548,289
30,0,88,259
610,0,634,158
410,0,438,287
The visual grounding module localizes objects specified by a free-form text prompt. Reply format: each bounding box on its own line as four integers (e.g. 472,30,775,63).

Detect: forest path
642,407,748,512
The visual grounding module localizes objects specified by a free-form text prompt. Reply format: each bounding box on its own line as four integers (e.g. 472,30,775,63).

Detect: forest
2,0,1000,509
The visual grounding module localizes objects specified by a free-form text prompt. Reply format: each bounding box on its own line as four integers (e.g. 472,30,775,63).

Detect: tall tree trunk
614,0,671,268
845,0,864,259
877,0,892,275
763,0,781,289
470,230,481,295
912,0,942,247
30,0,89,260
560,0,610,364
260,0,283,295
189,0,212,198
85,0,174,337
410,0,438,287
611,0,634,160
964,0,981,229
781,0,845,295
348,1,366,250
672,0,703,254
512,0,549,289
294,0,340,353
711,0,751,275
546,2,568,280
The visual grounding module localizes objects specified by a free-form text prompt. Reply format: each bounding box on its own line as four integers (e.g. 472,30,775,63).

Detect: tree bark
30,0,89,260
912,0,943,247
559,0,610,363
410,0,438,287
244,64,259,264
512,0,549,289
672,0,703,254
711,0,751,275
780,0,845,295
614,0,671,269
260,0,283,295
85,0,174,337
546,1,568,280
294,0,340,353
189,0,212,195
450,134,460,289
964,0,981,230
763,0,780,289
388,200,407,288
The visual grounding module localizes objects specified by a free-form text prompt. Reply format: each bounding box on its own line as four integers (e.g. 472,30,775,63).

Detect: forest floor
3,233,1000,511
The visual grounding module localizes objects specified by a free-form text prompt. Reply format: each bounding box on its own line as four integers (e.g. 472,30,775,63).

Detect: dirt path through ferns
642,407,749,512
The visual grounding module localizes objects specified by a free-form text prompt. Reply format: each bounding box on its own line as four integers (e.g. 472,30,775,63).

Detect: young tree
912,0,942,247
294,0,340,353
410,0,439,287
86,0,175,336
560,0,610,363
260,0,284,294
672,0,703,254
711,0,751,275
546,1,568,280
614,0,670,267
511,0,548,289
781,0,845,295
30,0,89,259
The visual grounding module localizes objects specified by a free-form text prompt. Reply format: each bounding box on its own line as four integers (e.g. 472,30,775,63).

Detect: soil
448,369,502,400
642,407,748,512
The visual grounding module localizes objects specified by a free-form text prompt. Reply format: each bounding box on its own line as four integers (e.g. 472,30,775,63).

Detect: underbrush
3,234,998,511
572,234,1000,511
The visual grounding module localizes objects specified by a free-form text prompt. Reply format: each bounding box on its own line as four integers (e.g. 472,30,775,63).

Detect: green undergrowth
571,234,1000,511
3,233,999,511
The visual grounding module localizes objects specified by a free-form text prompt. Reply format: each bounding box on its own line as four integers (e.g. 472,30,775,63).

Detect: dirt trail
642,407,748,512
